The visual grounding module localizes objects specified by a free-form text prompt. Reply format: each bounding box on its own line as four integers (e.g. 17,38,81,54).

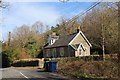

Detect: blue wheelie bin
48,60,57,72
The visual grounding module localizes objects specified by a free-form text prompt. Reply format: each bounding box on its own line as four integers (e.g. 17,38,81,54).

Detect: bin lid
49,60,57,63
45,61,50,63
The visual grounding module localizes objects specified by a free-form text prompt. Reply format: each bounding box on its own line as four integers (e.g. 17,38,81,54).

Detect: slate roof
44,31,92,49
44,32,78,48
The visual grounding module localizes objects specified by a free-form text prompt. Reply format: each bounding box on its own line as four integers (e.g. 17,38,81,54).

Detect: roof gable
69,31,92,47
79,31,92,47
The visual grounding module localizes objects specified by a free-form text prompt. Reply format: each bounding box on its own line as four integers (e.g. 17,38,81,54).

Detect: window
79,48,82,55
46,49,50,57
54,48,57,57
51,40,53,44
52,48,56,58
60,48,64,56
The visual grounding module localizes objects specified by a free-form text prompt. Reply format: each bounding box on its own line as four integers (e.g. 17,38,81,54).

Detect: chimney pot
76,25,80,33
77,29,79,33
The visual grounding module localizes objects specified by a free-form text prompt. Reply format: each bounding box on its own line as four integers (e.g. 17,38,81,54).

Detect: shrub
2,48,17,67
57,57,118,79
13,59,41,67
1,53,10,68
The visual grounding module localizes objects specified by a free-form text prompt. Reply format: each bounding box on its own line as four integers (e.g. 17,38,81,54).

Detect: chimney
76,25,80,33
52,32,56,36
76,29,79,33
8,32,11,46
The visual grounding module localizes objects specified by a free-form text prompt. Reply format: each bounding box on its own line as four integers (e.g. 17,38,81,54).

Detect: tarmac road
0,67,70,80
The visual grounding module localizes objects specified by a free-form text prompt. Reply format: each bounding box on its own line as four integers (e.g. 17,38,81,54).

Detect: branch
0,2,9,8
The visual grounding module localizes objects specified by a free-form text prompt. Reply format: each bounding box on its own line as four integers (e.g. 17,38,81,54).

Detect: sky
1,2,93,41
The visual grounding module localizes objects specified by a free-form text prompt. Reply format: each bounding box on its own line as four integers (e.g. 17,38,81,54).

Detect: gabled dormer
48,32,59,45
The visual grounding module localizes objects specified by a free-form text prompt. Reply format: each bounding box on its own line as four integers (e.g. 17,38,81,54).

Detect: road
0,67,70,80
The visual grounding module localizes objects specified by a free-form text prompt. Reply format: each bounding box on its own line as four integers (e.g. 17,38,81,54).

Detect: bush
57,57,118,79
13,60,39,67
1,53,11,68
2,48,17,67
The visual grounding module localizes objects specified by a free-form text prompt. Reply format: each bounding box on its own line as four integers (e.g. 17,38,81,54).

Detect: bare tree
0,1,9,9
80,3,118,54
32,21,44,34
12,25,31,48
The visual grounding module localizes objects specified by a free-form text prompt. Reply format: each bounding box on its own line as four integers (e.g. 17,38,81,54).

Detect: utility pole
102,12,105,61
8,32,11,46
118,1,120,79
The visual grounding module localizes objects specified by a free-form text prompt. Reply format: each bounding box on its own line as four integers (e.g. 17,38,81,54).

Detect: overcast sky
1,2,93,41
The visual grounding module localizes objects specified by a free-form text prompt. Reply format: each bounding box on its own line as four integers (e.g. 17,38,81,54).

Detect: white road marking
19,72,29,79
2,68,29,79
9,68,29,79
0,68,9,70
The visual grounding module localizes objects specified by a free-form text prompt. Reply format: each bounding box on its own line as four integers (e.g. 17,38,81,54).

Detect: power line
59,2,82,15
67,2,96,16
65,0,102,26
106,2,117,10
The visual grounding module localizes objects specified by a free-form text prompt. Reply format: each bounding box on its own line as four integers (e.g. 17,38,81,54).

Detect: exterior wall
68,46,75,57
44,46,90,58
44,46,75,58
75,46,90,57
75,51,78,57
56,48,60,57
70,34,90,56
58,46,75,57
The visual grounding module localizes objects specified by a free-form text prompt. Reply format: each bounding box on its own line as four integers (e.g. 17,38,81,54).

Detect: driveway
1,67,70,80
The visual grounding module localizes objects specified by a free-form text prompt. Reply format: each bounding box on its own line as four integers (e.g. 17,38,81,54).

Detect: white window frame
46,49,50,57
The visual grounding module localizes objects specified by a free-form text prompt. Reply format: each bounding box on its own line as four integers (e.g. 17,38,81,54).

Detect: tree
9,21,47,59
31,21,44,33
12,25,31,48
1,47,17,67
53,3,118,54
0,1,9,9
80,3,118,54
56,17,80,35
